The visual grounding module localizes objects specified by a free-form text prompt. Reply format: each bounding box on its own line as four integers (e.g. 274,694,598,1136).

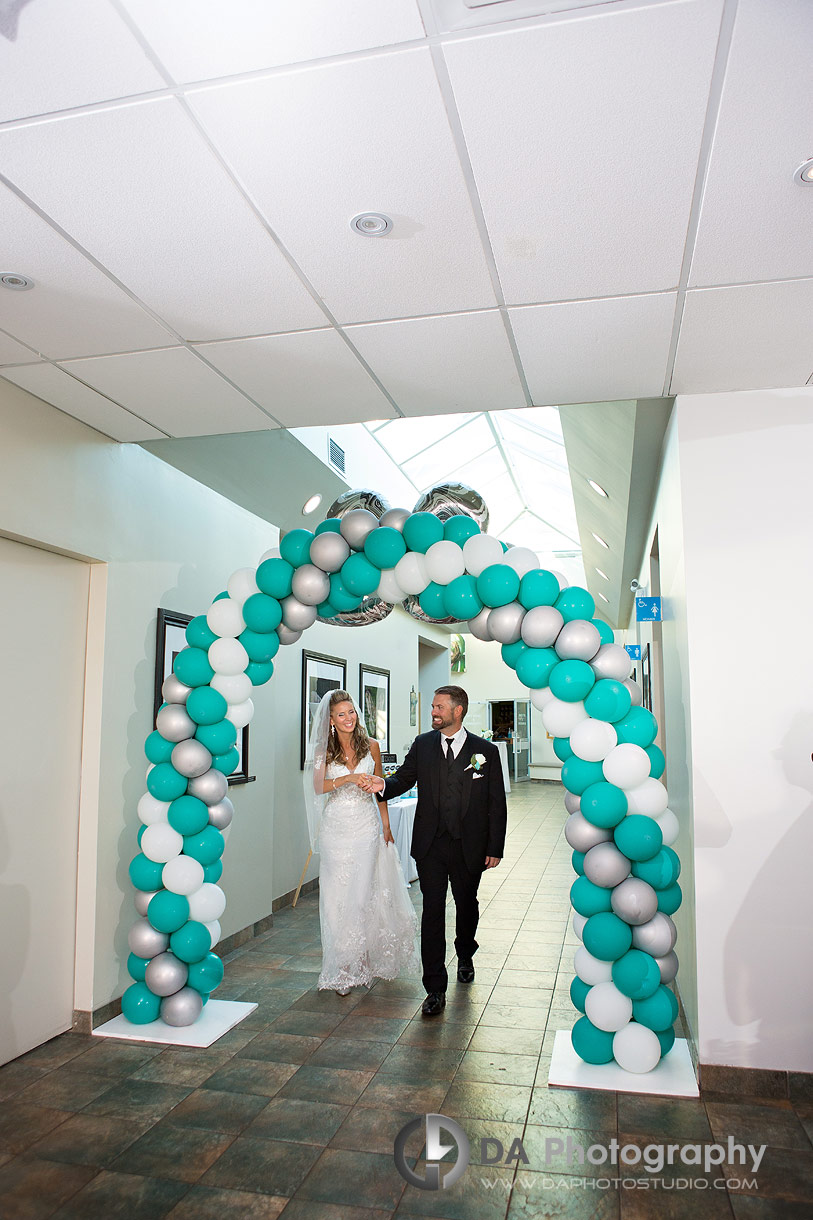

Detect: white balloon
655,808,679,847
602,743,651,790
162,854,205,896
188,882,227,923
209,637,249,676
424,540,465,586
207,598,245,639
226,698,255,729
376,568,405,604
574,946,613,985
585,981,633,1032
503,546,539,577
550,569,569,590
259,546,281,563
394,551,430,596
141,822,183,864
211,672,252,705
590,643,632,681
613,1023,661,1073
521,605,564,648
626,778,669,816
227,567,259,607
530,685,556,712
206,919,222,949
463,533,504,577
572,912,587,942
569,718,617,763
541,697,588,738
137,793,169,826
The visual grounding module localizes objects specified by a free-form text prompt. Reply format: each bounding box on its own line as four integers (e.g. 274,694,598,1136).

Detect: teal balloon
145,731,174,765
403,512,443,554
515,646,558,689
591,618,615,646
612,950,661,1000
328,573,363,612
168,795,209,836
614,706,658,748
246,659,274,686
645,744,666,779
657,1027,676,1057
238,628,278,664
279,529,314,568
186,615,217,650
632,984,679,1032
256,557,294,599
419,582,451,620
444,515,480,545
364,526,406,569
580,781,628,829
212,746,239,776
553,737,573,762
572,850,585,876
203,859,223,884
129,852,165,891
315,518,341,535
561,756,605,796
584,679,632,724
147,762,188,801
242,593,283,634
657,882,682,915
556,586,596,622
121,981,161,1024
570,875,613,917
518,568,560,609
549,659,596,702
500,640,527,671
127,952,150,983
572,1015,615,1064
148,890,190,934
170,921,212,964
583,912,633,961
137,825,145,846
173,647,215,688
476,563,520,608
195,719,237,756
614,814,663,862
183,825,225,866
340,552,380,597
187,952,225,995
213,591,228,601
570,977,591,1013
317,602,338,619
632,847,680,890
186,686,228,726
442,575,482,620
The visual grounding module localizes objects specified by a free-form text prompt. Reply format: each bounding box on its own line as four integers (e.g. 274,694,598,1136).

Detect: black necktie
445,739,454,769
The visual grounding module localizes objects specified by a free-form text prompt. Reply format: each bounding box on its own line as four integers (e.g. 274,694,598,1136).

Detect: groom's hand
484,856,501,869
360,775,385,793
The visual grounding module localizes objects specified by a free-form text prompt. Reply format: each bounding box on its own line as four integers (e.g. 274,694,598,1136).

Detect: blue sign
625,644,641,661
635,596,662,622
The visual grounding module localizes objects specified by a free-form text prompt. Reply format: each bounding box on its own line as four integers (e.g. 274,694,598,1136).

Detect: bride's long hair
326,690,371,765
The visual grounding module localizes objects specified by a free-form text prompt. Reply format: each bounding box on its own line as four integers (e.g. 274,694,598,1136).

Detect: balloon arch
127,485,681,1076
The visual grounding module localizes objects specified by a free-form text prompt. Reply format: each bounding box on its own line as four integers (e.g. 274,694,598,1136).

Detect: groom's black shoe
457,960,475,984
422,992,446,1017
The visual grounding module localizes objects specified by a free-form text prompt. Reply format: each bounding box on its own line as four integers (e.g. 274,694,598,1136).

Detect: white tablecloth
495,741,512,794
386,796,418,883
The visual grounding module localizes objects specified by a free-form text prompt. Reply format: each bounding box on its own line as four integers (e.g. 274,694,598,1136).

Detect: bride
304,689,419,994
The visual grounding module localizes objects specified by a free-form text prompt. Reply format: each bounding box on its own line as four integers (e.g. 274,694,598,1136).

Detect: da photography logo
394,1113,471,1190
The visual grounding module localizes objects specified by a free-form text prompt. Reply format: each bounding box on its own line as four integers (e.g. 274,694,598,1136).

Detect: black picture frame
642,642,652,713
359,664,390,754
154,607,253,786
301,650,347,769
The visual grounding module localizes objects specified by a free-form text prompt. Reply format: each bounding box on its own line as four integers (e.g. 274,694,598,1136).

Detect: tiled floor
2,784,812,1219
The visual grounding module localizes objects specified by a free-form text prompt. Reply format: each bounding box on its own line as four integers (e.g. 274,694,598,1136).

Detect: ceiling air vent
429,0,634,33
328,437,346,475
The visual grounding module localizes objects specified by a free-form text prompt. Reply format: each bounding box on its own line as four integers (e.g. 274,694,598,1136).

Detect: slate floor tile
248,1097,349,1146
295,1146,406,1211
109,1119,234,1183
0,1155,97,1220
50,1168,190,1219
200,1134,321,1196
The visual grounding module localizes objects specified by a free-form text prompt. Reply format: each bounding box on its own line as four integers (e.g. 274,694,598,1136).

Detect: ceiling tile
510,293,676,404
195,330,397,426
0,328,39,364
0,186,174,359
1,363,164,441
120,0,425,83
346,311,525,415
59,346,275,436
689,0,813,286
443,0,722,303
0,0,165,122
0,98,328,341
671,279,813,394
187,49,496,322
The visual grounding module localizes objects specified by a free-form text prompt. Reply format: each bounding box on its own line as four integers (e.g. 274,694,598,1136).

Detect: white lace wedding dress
318,753,420,991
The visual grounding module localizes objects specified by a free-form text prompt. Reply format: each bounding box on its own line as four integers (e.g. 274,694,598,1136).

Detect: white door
513,699,531,782
0,537,89,1064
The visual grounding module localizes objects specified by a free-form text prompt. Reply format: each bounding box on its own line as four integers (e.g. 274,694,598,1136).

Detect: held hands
359,774,385,794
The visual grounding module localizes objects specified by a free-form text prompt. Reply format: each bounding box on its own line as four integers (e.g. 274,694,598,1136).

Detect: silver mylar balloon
402,594,456,627
171,738,213,779
208,796,234,831
320,596,394,627
162,673,192,705
521,605,564,648
134,889,157,917
611,877,659,925
277,624,302,646
631,911,677,957
326,488,390,519
309,531,350,573
564,811,612,852
591,643,633,681
468,607,493,642
339,508,379,550
583,842,631,888
160,986,203,1027
487,602,526,645
188,768,228,806
564,791,581,815
145,951,189,997
654,949,679,984
412,482,489,531
281,595,318,631
127,918,169,959
554,619,601,661
291,564,331,607
379,507,410,532
624,678,644,707
155,703,195,744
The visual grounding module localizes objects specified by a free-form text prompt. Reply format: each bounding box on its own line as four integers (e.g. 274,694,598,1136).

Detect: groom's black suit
380,729,507,993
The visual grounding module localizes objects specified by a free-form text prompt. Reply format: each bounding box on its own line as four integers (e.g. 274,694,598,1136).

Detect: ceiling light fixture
587,478,608,498
591,531,610,549
794,158,813,185
597,592,610,603
596,568,609,580
1,273,34,290
302,493,322,515
350,213,393,237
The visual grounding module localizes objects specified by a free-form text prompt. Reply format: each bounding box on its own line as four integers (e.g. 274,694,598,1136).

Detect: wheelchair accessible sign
635,596,661,622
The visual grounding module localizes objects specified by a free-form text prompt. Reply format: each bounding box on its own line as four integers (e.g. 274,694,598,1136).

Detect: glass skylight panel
402,415,494,489
370,413,476,464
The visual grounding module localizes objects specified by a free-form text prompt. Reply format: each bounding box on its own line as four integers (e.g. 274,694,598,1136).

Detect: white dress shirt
440,725,468,760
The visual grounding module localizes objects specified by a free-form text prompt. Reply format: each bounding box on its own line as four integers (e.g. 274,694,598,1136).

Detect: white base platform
548,1030,699,1097
92,1000,257,1048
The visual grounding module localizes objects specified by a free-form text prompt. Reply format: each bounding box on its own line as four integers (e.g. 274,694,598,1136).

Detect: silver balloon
162,673,192,705
583,842,631,888
291,564,331,607
309,531,350,573
277,624,302,646
127,918,169,959
188,768,228,806
208,796,234,831
554,619,601,661
134,889,157,917
468,607,493,641
564,791,581,815
281,595,318,631
155,703,195,743
611,877,659,925
402,594,456,627
654,949,679,984
624,678,644,707
145,951,189,997
412,482,489,531
487,602,525,645
339,508,379,550
160,986,204,1027
379,507,410,532
591,643,633,681
564,811,612,852
326,488,390,519
631,912,677,957
320,596,394,627
171,738,213,779
521,605,564,648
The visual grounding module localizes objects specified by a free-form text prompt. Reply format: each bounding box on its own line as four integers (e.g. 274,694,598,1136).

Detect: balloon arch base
548,1030,698,1097
93,999,257,1049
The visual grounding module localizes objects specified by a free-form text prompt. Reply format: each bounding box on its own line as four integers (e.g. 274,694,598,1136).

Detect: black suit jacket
381,730,507,874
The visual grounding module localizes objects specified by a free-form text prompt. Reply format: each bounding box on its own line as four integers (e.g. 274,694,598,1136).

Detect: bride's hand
348,774,369,788
383,826,394,844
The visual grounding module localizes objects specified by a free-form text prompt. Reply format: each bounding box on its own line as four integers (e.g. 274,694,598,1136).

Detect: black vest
437,740,468,840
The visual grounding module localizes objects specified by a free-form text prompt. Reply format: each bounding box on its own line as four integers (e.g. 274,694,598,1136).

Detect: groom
364,686,507,1016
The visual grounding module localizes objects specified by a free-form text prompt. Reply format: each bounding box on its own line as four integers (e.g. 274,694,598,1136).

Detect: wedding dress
317,752,419,992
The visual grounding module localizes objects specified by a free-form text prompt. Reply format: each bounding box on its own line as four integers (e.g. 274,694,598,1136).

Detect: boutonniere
465,753,486,773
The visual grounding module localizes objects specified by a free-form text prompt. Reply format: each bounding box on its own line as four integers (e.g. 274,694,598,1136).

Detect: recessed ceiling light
794,158,813,185
587,479,608,498
596,568,609,580
350,213,392,237
1,273,34,290
598,592,610,603
302,493,322,515
591,532,610,549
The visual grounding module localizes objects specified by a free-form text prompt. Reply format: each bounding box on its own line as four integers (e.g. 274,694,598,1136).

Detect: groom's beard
432,713,456,732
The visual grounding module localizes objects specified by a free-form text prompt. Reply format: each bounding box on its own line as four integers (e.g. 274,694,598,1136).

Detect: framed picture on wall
301,650,347,768
359,664,390,754
154,607,253,785
642,643,652,712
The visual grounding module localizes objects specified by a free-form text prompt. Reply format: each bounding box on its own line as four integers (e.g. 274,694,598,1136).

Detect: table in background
386,796,418,883
495,741,511,794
